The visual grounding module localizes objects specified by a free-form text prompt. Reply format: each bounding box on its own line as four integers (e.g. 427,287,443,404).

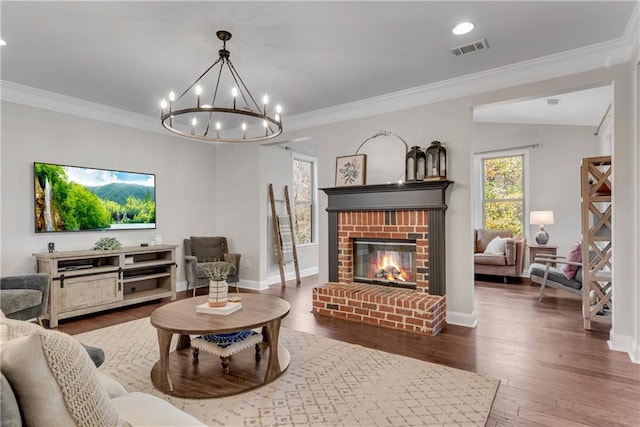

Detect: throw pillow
484,236,506,255
0,323,120,427
561,242,582,280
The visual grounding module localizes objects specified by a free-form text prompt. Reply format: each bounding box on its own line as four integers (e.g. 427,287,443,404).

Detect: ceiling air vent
449,38,490,56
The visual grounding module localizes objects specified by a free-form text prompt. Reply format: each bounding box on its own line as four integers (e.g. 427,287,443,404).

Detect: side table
528,244,558,267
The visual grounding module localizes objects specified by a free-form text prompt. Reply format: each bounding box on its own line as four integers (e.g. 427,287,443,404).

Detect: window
293,157,315,244
482,154,525,236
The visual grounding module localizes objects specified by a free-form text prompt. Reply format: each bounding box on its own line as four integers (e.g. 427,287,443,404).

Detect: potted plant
199,262,236,307
93,237,122,251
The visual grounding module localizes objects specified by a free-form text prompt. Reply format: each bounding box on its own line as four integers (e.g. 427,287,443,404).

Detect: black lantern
425,140,446,180
405,146,426,182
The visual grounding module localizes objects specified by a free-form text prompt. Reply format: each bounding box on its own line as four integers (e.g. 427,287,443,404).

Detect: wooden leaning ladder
268,183,301,288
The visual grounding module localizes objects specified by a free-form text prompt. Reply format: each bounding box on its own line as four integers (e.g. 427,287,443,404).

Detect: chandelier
160,30,283,143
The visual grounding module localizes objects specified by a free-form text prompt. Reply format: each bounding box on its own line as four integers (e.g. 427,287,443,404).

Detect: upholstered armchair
0,273,50,325
474,229,526,282
183,236,241,296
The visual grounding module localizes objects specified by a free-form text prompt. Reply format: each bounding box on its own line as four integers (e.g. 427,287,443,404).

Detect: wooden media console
34,245,177,327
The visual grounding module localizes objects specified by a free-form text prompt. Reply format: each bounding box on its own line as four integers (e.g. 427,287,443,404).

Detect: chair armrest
504,239,517,265
0,274,49,292
223,253,241,269
534,257,582,267
0,273,50,317
184,256,198,285
535,253,567,260
223,253,241,283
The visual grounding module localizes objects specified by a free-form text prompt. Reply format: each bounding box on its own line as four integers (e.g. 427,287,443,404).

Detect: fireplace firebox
353,238,417,290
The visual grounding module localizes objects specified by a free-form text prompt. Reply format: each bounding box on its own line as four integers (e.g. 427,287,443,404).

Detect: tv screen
34,162,156,233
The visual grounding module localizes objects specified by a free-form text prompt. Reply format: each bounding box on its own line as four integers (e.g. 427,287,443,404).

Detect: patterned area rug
76,318,499,426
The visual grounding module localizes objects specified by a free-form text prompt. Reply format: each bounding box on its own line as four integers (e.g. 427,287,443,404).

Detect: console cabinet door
57,272,120,313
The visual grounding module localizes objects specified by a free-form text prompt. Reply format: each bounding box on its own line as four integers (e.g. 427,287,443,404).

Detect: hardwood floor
58,276,640,426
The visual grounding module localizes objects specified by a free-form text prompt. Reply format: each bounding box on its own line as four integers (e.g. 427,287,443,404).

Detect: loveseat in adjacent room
474,229,526,282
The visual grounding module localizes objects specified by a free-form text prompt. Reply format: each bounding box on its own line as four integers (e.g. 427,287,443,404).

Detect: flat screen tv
34,162,156,233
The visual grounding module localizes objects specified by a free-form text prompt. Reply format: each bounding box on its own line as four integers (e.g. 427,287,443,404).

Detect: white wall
213,143,319,290
631,47,640,363
214,143,261,288
281,63,637,361
0,102,218,288
473,122,600,260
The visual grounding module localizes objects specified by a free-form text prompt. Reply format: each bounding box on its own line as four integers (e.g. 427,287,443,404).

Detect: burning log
375,266,406,282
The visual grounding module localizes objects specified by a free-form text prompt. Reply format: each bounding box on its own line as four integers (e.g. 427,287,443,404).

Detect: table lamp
530,210,554,244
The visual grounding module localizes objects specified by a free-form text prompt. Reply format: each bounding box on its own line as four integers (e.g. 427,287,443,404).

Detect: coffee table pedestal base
151,343,289,398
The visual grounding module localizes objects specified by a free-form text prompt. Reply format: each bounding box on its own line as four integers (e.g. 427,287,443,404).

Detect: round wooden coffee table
150,294,290,398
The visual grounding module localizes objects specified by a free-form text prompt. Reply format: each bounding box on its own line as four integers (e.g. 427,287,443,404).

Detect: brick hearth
313,282,447,334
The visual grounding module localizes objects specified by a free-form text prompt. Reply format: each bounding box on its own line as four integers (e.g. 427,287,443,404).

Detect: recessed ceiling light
452,22,475,35
0,39,6,46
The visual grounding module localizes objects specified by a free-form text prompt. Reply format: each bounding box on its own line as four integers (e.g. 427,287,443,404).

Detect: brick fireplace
314,181,452,335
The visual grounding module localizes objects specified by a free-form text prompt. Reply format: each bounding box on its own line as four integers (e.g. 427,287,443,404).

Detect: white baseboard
178,267,320,293
265,267,319,288
176,280,188,292
446,310,478,328
237,279,268,291
608,332,640,364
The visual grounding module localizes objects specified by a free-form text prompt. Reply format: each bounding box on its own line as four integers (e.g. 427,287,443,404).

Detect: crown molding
1,81,163,134
286,7,639,132
2,5,638,136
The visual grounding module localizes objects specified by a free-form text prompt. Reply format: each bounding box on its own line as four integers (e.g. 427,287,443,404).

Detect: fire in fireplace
353,238,417,290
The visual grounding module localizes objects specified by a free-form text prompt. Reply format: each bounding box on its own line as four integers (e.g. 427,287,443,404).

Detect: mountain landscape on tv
34,163,156,233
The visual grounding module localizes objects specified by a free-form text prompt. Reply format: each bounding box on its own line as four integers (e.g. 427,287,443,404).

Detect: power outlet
243,259,251,269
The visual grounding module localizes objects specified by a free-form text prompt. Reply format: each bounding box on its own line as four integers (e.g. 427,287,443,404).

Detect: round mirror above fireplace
355,131,407,185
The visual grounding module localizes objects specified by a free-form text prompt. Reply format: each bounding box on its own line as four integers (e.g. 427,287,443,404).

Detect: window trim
292,153,317,245
474,148,530,238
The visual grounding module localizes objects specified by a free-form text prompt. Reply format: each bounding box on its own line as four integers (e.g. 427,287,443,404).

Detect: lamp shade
529,211,554,225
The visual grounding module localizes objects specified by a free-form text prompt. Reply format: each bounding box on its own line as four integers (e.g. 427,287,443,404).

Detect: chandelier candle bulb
195,85,202,107
242,122,247,139
168,91,175,116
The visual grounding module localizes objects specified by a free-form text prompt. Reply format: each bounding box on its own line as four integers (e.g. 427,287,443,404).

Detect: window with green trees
293,157,315,244
482,155,524,236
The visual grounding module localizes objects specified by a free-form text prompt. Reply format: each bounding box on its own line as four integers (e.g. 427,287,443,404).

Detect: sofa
474,229,526,282
1,273,50,325
0,315,205,427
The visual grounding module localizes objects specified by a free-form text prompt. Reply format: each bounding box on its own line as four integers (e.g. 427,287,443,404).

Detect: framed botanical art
335,154,367,187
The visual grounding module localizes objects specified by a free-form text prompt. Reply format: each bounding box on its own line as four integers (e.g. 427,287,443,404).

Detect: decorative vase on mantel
199,261,236,307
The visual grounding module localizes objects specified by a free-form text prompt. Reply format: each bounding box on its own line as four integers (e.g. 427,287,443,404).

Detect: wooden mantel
321,180,453,296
